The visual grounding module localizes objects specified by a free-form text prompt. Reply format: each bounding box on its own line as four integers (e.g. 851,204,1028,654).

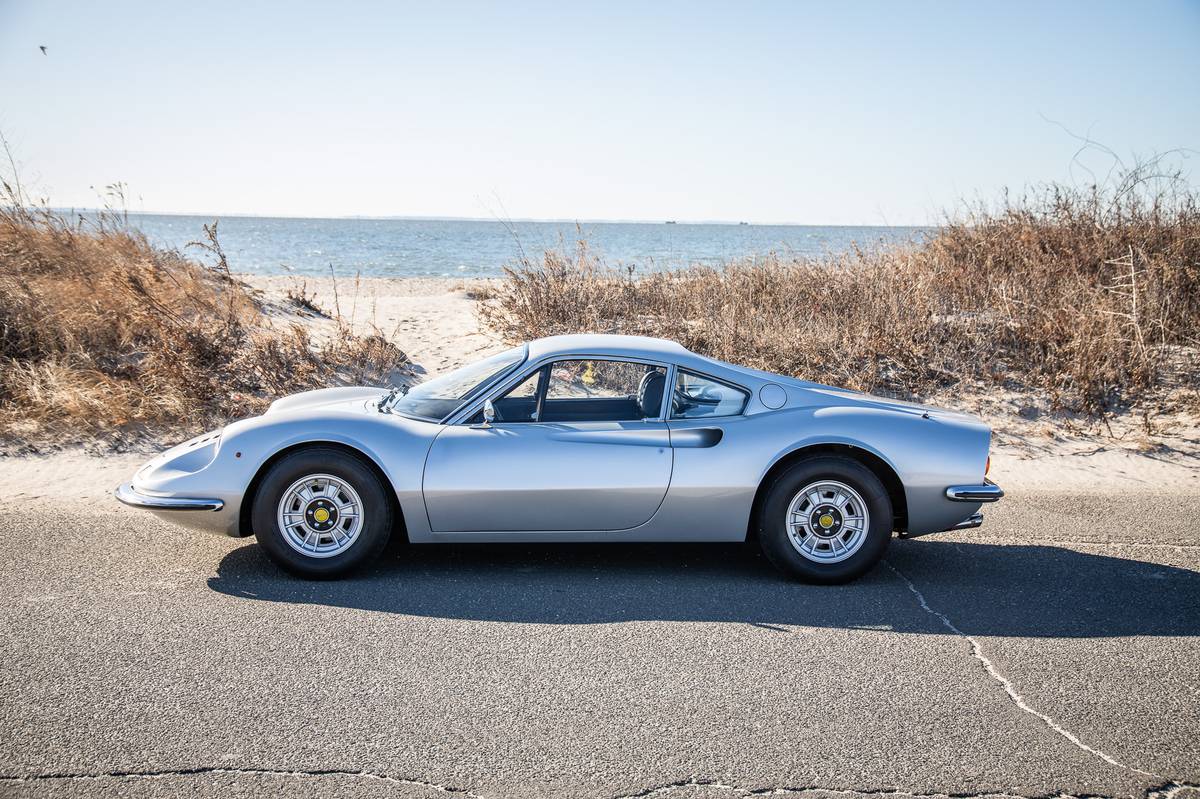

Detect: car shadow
206,539,1200,638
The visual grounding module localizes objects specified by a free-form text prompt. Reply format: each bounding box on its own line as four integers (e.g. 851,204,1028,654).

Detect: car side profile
116,334,1002,583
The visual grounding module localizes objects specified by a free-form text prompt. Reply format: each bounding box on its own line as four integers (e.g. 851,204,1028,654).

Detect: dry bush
479,174,1200,417
283,280,329,317
0,190,408,448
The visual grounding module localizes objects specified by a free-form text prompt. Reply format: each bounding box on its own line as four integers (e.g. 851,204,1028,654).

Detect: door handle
670,428,723,448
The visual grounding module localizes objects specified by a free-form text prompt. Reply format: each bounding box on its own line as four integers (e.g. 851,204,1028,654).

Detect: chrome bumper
115,483,224,512
945,479,1004,502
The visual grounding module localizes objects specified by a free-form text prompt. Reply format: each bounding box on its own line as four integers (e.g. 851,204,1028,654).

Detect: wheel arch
238,440,407,541
748,443,908,540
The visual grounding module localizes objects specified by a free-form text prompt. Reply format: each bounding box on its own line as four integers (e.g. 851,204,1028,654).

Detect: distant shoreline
70,214,929,278
58,207,933,228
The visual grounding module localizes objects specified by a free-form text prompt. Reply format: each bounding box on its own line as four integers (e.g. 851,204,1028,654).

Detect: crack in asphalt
612,779,1200,799
3,769,1197,799
882,560,1161,780
5,558,1195,799
0,766,483,797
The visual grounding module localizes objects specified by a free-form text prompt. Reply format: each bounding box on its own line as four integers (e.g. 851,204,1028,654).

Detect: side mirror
471,399,496,429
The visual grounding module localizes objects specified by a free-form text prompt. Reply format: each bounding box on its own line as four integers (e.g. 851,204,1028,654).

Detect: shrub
0,191,407,448
478,176,1199,417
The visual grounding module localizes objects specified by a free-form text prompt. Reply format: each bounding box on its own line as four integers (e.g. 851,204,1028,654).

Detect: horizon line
49,206,932,229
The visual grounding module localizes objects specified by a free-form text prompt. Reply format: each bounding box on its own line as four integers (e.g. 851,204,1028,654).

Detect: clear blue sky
1,0,1197,224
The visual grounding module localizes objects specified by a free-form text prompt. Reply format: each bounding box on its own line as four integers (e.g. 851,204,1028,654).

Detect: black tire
757,455,892,584
251,447,392,579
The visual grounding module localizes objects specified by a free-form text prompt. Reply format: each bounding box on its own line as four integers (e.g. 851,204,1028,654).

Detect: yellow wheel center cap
818,513,835,529
313,508,330,523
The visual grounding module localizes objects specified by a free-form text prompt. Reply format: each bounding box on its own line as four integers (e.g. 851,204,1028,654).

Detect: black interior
484,395,647,423
540,396,644,422
491,395,538,422
637,371,666,417
479,365,666,424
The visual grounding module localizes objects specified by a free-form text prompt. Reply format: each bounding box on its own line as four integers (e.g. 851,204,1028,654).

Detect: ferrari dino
116,334,1002,582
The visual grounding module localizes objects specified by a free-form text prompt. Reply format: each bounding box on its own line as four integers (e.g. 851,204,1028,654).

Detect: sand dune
241,274,508,379
4,275,1196,499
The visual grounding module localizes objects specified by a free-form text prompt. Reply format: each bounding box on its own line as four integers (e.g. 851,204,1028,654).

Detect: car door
422,359,673,532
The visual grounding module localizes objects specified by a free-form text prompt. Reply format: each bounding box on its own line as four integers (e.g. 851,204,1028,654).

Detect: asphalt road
1,491,1198,799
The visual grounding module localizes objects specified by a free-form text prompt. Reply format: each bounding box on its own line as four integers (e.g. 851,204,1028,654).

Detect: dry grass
283,279,330,317
479,172,1200,419
0,190,408,450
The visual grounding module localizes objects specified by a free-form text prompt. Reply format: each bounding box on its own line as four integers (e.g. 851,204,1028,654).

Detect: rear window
671,371,748,419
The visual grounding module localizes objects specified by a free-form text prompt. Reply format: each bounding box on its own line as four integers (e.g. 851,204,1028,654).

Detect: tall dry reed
0,187,407,448
479,175,1199,417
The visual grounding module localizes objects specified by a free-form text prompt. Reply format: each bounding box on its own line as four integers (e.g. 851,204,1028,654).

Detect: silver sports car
116,334,1002,583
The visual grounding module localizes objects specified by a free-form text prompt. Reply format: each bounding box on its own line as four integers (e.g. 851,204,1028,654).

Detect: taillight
985,455,991,476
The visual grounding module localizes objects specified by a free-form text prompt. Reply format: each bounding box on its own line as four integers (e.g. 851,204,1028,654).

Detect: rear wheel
251,447,392,579
758,455,892,583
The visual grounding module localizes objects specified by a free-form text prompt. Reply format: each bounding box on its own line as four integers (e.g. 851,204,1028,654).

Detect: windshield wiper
377,384,408,413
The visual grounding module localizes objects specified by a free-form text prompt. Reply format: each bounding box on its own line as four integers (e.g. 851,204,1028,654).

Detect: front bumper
935,481,1001,534
115,483,224,512
945,479,1004,502
903,479,1001,538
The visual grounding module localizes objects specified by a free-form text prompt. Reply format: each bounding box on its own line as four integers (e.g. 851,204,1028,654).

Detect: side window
506,370,541,398
671,371,748,419
541,360,666,422
474,369,542,423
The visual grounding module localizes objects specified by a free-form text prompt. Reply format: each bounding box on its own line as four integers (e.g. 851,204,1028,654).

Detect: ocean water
117,213,927,278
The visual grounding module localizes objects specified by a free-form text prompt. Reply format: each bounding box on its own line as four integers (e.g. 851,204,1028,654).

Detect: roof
522,334,782,390
526,334,691,362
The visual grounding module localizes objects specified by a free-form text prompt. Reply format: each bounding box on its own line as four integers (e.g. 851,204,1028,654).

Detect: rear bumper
115,483,224,512
945,479,1004,502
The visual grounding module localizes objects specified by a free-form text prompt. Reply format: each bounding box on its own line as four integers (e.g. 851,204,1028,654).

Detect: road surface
1,491,1198,798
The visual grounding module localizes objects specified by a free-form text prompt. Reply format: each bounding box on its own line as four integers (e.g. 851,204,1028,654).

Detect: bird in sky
39,46,47,55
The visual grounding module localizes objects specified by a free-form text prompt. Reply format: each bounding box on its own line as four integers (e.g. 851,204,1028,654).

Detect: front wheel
757,455,892,583
251,447,393,579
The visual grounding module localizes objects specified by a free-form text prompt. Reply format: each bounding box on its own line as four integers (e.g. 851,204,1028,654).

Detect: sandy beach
240,274,509,379
2,274,1196,500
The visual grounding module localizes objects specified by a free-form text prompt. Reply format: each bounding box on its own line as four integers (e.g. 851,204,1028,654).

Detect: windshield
389,346,525,421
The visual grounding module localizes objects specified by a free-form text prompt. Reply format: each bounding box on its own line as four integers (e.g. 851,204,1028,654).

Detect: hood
265,386,388,416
